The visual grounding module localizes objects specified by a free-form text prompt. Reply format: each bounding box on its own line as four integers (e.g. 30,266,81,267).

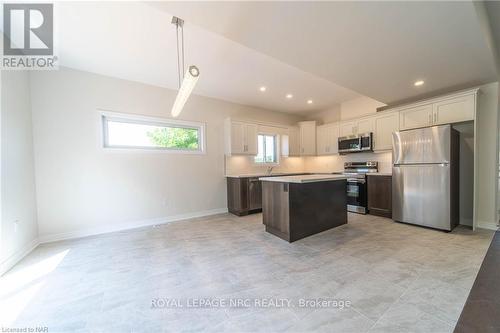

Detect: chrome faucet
266,166,275,175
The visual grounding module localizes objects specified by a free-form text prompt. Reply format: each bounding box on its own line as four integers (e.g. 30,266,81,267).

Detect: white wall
476,82,499,229
306,96,386,124
305,105,341,124
30,68,303,242
1,71,39,274
340,96,386,120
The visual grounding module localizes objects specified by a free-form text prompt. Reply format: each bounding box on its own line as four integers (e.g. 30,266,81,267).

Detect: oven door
346,178,367,214
338,136,361,153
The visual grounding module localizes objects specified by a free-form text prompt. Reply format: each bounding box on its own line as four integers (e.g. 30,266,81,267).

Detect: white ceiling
55,1,359,114
150,1,499,105
52,1,499,113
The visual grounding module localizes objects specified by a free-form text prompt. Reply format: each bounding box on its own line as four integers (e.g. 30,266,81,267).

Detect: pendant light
171,16,200,118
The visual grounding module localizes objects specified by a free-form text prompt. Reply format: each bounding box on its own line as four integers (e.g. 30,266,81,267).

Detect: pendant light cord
181,24,185,81
173,17,186,89
176,23,181,89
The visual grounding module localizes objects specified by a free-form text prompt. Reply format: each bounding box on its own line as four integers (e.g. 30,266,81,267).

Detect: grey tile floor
0,213,494,333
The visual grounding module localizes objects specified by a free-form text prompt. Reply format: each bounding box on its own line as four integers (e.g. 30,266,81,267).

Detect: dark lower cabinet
367,175,392,218
227,177,262,216
262,180,348,242
248,178,262,210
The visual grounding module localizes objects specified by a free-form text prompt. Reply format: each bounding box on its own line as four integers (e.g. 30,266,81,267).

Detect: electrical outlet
14,220,19,233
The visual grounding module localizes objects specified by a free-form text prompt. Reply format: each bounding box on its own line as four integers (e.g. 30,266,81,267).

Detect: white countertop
259,174,348,183
225,172,308,178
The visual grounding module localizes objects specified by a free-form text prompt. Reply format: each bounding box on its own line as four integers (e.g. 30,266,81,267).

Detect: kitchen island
259,174,348,242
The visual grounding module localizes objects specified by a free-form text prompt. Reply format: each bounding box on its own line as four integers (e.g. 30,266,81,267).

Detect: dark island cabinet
367,175,392,218
261,179,348,242
227,177,262,216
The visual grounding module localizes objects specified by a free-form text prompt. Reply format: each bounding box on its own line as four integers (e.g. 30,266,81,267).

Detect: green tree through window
147,127,199,149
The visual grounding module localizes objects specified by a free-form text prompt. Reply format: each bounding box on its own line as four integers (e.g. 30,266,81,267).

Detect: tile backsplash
224,156,305,176
225,151,392,175
305,151,393,174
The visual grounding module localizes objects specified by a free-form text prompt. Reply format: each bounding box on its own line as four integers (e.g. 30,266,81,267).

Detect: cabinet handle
434,113,437,123
428,114,432,124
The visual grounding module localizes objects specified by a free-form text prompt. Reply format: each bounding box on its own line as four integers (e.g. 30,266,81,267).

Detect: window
102,113,205,153
255,134,278,164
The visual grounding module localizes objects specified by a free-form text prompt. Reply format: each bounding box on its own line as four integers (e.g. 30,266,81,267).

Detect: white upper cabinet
288,127,301,156
316,125,327,155
229,121,245,154
357,117,374,134
224,119,258,155
340,121,357,137
398,89,477,130
432,94,475,125
317,123,339,155
244,123,258,155
298,121,316,156
373,112,399,151
282,126,300,157
399,104,433,130
340,117,374,137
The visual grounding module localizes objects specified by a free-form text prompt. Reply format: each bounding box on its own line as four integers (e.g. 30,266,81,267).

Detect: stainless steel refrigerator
392,125,459,231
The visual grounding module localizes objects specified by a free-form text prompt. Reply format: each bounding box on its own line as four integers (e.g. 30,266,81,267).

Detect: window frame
101,111,206,154
254,133,280,166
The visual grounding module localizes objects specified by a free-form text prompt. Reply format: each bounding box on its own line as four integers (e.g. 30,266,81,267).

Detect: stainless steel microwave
338,132,373,154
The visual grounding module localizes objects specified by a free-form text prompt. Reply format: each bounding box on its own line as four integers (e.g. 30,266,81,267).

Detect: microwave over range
338,132,373,154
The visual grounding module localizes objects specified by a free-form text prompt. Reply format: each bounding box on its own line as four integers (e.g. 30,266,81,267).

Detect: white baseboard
0,238,40,276
477,221,499,231
38,208,228,244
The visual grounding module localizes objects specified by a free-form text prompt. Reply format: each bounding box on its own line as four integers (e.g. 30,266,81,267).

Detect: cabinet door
374,112,399,151
244,124,258,155
328,123,340,154
357,117,374,134
248,178,262,210
340,121,357,137
230,122,245,154
367,175,392,218
281,134,290,157
288,127,301,156
322,123,339,154
399,104,433,130
227,178,248,215
433,94,475,125
316,125,327,155
299,121,316,155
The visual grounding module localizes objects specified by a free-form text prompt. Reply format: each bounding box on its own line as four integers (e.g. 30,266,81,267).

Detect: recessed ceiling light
307,100,313,104
259,86,266,92
414,80,425,87
286,94,293,99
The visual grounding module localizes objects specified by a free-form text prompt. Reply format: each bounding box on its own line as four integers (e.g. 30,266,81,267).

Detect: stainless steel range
343,161,378,214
